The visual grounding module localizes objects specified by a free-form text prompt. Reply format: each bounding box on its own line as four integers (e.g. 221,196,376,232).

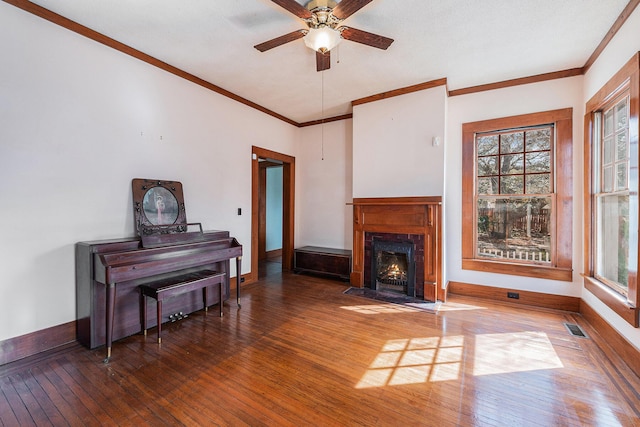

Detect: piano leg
219,279,223,317
236,256,242,308
202,287,208,313
141,290,148,336
157,300,163,344
104,283,116,363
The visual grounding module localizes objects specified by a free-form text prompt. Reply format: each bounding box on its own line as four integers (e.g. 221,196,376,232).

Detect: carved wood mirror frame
132,178,187,236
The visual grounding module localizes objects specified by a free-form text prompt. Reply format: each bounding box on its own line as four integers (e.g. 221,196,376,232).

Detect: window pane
501,175,523,194
616,163,627,191
500,154,524,174
604,109,614,136
526,174,550,194
478,156,498,176
526,151,550,173
603,136,613,164
616,131,628,161
525,129,551,151
478,177,499,195
477,197,552,263
615,98,628,131
596,194,629,292
603,166,613,192
500,132,524,154
478,135,499,156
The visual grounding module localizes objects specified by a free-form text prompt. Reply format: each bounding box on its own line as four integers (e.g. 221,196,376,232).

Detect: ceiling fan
254,0,394,72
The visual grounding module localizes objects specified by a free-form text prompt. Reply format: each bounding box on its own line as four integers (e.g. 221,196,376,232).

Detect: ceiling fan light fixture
303,26,342,53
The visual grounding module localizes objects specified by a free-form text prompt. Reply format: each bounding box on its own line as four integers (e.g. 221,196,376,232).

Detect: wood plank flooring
1,269,640,426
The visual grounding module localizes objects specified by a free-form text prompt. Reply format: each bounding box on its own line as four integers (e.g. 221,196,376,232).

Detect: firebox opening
376,250,409,293
371,239,416,297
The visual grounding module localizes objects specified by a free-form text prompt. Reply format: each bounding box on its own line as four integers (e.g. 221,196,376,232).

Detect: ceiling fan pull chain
321,70,325,160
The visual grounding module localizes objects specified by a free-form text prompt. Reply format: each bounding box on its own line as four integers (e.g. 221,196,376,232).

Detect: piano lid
94,236,242,285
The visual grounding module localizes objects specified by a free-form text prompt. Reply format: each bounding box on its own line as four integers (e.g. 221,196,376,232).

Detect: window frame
584,53,640,327
462,108,573,281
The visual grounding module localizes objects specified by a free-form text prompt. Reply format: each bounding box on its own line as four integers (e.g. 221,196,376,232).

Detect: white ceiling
27,0,629,124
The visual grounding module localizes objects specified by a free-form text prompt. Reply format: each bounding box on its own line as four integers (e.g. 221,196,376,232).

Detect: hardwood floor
1,270,640,426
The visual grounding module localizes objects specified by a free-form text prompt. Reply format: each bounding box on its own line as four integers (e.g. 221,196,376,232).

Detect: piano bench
139,269,226,344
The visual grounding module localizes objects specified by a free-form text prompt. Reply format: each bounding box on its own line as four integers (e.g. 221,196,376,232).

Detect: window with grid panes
475,126,553,263
462,109,572,281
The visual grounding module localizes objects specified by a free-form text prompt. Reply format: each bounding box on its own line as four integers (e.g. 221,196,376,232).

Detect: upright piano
76,229,242,359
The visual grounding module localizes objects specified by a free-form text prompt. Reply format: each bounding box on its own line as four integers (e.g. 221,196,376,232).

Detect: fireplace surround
351,197,443,301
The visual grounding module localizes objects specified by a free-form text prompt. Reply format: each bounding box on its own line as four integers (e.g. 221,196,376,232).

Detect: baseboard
580,300,640,379
230,273,252,290
266,249,282,260
0,321,76,366
447,281,581,312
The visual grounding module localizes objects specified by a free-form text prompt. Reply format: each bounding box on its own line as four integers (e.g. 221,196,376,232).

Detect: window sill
462,258,572,281
583,276,638,327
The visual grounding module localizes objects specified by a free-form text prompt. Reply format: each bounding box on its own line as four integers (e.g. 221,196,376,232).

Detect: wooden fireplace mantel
350,196,443,301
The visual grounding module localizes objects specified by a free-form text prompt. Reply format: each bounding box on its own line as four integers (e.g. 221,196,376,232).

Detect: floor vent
564,323,588,338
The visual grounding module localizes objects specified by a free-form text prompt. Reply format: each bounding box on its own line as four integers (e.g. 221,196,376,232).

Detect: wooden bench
294,246,352,281
139,269,226,343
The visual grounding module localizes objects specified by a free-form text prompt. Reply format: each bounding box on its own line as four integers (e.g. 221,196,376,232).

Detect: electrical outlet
507,292,520,299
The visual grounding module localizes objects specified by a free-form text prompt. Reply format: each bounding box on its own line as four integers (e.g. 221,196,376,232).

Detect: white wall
0,3,299,342
581,6,640,349
296,119,353,250
445,77,584,297
352,86,447,198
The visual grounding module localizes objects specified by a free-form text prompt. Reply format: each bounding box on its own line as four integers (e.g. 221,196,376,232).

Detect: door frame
251,146,295,282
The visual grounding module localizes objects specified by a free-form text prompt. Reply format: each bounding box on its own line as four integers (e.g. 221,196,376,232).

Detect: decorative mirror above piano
132,178,186,230
132,178,204,248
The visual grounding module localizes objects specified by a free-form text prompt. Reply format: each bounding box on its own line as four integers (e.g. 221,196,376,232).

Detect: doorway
251,146,295,282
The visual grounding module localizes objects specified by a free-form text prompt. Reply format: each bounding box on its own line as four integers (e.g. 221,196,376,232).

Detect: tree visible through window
476,126,553,263
462,109,572,281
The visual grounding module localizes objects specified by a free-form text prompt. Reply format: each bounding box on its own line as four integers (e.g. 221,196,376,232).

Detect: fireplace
371,238,416,296
351,197,443,301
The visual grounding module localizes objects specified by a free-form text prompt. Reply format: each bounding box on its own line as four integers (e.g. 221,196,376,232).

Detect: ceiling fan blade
271,0,313,19
254,30,306,52
332,0,373,20
316,50,331,72
340,27,394,50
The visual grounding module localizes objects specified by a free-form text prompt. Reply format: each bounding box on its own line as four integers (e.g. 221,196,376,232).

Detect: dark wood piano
76,230,242,360
76,178,242,361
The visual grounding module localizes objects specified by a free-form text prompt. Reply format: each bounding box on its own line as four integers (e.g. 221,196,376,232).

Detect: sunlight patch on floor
356,336,464,388
357,331,564,388
473,331,563,376
340,304,421,314
437,301,488,312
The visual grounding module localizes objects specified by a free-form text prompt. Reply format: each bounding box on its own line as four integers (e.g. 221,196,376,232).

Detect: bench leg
157,300,162,344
